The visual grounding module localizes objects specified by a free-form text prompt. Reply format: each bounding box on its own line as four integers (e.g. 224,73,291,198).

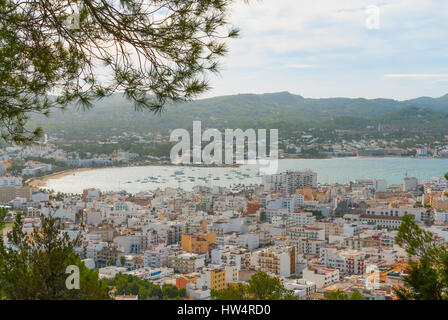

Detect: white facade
402,177,418,192
302,267,340,288
0,176,22,188
263,170,317,194
320,248,366,275
365,206,426,223
98,266,128,279
289,212,316,226
374,180,387,192
283,279,317,300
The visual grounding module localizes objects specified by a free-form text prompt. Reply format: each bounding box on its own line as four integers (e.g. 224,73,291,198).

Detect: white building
266,194,305,212
289,211,316,226
251,246,296,277
211,247,251,269
365,205,426,223
144,246,171,268
186,283,210,300
302,266,340,288
374,180,387,192
98,266,128,279
0,176,22,188
22,161,52,176
402,177,418,192
289,226,325,241
263,170,317,194
289,237,325,256
320,248,366,275
282,278,317,300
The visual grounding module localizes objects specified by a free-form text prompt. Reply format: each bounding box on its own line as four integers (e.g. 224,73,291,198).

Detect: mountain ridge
30,91,448,137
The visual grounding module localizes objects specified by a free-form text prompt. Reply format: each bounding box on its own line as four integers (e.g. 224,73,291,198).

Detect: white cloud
205,0,448,99
287,64,315,69
384,74,448,79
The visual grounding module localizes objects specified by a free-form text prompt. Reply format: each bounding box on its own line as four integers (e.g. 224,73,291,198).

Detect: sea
42,157,448,194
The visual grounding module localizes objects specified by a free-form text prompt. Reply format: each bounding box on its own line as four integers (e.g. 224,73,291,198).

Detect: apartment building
309,221,343,240
114,234,145,254
402,177,418,192
143,222,182,245
0,176,22,188
225,233,259,250
144,246,171,268
211,247,251,269
263,170,318,195
320,248,366,275
365,205,426,223
359,215,402,229
289,226,325,241
302,266,340,288
344,235,381,250
22,162,52,176
288,211,316,226
170,253,206,273
265,194,305,212
252,245,296,277
283,278,317,300
288,237,325,256
0,186,34,203
96,244,123,268
196,266,227,291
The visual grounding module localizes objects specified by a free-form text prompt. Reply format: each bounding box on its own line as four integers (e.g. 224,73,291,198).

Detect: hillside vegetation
30,92,448,137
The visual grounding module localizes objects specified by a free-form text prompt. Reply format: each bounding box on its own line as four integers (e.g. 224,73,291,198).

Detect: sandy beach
27,168,93,187
26,162,244,188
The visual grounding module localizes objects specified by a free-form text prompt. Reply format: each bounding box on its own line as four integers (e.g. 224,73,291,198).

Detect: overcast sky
204,0,448,100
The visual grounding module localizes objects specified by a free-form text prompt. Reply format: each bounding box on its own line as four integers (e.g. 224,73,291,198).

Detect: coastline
27,156,448,189
27,168,94,187
26,162,240,188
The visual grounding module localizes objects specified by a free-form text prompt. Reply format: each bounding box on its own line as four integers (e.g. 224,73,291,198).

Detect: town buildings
0,155,445,300
263,170,318,194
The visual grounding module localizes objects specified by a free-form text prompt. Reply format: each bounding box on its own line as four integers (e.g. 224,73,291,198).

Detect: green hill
30,92,448,137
